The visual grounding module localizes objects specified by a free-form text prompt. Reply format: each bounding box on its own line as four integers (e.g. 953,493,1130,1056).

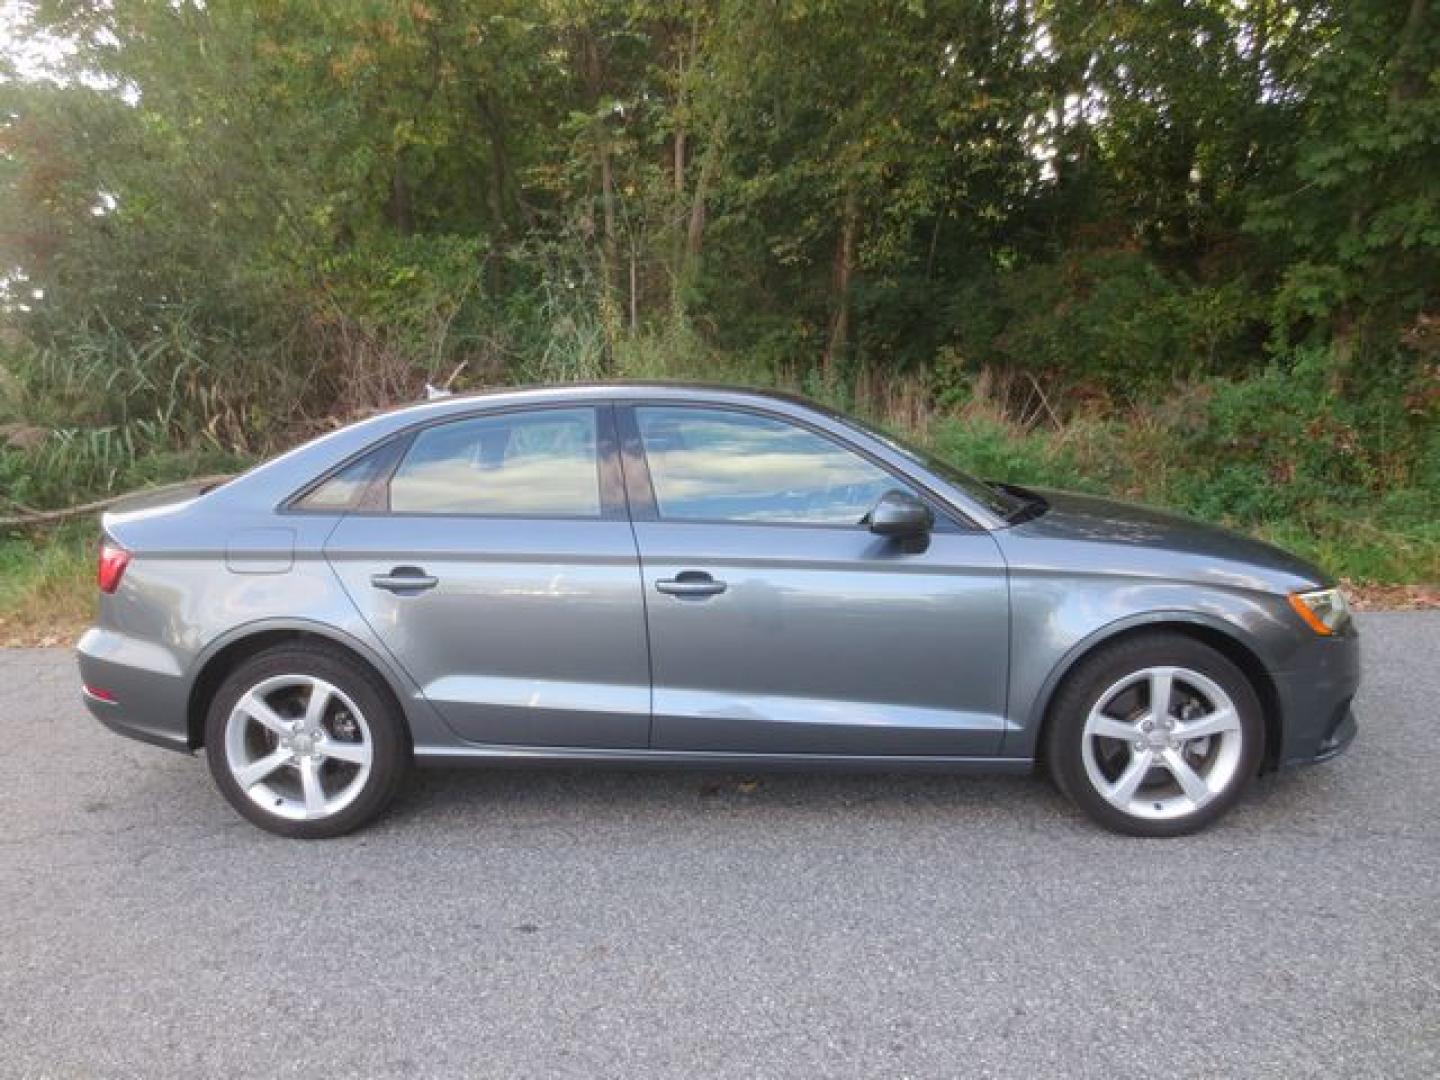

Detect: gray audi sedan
77,383,1358,838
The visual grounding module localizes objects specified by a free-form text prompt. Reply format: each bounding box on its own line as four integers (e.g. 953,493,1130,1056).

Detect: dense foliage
0,0,1437,598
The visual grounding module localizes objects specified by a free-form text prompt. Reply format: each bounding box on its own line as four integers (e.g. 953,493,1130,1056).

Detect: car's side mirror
865,489,934,538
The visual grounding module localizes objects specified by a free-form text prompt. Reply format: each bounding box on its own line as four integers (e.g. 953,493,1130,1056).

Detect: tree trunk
383,166,414,235
685,159,709,260
485,135,506,231
925,212,943,281
671,128,687,282
600,141,617,272
668,12,702,313
586,33,618,276
686,122,723,262
823,184,860,378
673,130,686,198
1392,0,1429,104
475,90,530,232
582,30,621,358
629,244,639,334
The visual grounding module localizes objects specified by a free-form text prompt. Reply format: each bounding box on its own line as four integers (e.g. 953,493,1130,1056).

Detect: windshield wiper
990,482,1048,524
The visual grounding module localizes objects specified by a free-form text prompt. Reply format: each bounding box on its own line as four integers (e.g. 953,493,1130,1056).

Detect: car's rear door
323,402,651,748
619,402,1010,757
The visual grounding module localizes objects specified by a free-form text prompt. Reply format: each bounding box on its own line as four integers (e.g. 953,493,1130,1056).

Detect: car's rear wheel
205,644,408,838
1046,633,1263,837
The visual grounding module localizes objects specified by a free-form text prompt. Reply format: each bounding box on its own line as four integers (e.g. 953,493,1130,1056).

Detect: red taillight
97,542,131,594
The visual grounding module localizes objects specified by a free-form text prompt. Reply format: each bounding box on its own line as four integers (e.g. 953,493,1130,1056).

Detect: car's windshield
839,414,1027,519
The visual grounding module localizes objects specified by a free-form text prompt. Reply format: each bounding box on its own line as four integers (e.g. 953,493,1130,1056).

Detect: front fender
1001,574,1296,759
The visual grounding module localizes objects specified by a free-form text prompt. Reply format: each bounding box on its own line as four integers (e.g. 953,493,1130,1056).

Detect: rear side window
388,407,600,516
294,443,397,511
635,406,904,524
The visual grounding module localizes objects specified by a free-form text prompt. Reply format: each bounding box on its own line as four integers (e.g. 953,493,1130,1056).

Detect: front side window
635,406,906,525
389,407,600,516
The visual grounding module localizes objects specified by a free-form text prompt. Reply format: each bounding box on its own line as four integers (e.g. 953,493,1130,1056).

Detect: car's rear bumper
1272,628,1361,768
76,628,192,753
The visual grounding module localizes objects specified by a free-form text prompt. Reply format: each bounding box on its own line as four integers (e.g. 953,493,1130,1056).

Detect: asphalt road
1,613,1437,1079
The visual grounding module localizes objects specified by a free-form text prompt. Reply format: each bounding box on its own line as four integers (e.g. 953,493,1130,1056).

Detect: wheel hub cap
1143,724,1173,750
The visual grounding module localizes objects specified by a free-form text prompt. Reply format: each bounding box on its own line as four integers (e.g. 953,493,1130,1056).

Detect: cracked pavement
1,613,1437,1078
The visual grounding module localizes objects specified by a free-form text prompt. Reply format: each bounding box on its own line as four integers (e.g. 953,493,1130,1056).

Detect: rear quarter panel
82,502,456,750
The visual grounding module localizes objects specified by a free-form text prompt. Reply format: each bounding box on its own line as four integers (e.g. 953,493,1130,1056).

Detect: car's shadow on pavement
374,758,1357,841
393,765,1058,820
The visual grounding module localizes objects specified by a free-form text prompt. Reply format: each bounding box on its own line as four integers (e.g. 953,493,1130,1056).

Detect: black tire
205,642,409,838
1045,632,1264,837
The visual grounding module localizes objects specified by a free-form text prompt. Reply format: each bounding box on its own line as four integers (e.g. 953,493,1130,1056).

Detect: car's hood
1005,486,1328,591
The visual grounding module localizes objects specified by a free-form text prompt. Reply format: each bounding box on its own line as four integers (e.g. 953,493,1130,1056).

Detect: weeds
0,524,95,646
1,317,1436,643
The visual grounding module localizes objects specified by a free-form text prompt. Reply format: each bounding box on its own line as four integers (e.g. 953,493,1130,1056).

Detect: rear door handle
655,571,727,598
371,566,439,593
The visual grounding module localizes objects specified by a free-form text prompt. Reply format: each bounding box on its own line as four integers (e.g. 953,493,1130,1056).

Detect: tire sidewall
205,645,408,839
1048,634,1264,837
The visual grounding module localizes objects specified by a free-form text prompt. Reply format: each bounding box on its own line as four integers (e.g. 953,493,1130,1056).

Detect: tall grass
0,524,94,645
915,371,1440,585
2,308,1436,620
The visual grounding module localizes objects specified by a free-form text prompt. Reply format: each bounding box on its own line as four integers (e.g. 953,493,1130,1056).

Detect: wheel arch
1027,612,1283,772
185,619,418,750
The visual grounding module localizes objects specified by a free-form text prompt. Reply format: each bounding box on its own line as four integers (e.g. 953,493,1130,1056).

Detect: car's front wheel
205,643,409,838
1046,633,1263,837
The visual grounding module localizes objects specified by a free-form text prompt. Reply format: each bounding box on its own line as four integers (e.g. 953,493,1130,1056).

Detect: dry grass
1344,581,1440,611
0,613,90,648
1,361,1434,646
853,366,938,438
0,530,95,647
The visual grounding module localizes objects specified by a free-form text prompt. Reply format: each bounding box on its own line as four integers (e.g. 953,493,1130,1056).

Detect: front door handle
655,571,727,598
371,566,439,593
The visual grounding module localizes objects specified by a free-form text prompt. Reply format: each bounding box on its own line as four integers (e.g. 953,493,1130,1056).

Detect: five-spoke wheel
1081,666,1244,820
206,644,407,838
1048,634,1263,836
224,675,374,821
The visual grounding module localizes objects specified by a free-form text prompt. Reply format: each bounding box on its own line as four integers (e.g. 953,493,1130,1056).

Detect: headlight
1288,587,1352,636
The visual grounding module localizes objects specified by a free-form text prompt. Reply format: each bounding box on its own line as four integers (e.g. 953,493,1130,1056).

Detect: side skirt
413,744,1034,774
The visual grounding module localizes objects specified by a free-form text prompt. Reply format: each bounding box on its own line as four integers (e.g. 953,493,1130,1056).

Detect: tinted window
295,444,395,511
389,408,600,516
636,406,905,524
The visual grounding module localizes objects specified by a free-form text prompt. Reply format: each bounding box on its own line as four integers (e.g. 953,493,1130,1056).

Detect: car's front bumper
1271,626,1361,768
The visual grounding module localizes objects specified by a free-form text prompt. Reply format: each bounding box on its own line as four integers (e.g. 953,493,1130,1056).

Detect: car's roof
383,381,822,416
186,380,1008,531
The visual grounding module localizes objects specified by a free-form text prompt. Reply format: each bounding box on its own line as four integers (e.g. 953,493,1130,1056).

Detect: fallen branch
0,493,41,516
0,475,235,529
1022,371,1064,431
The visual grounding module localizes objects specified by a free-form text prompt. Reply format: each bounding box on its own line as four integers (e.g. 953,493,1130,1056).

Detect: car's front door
324,403,651,748
620,403,1010,757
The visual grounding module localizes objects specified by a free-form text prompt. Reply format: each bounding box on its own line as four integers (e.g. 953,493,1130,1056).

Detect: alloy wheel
223,674,373,821
1080,665,1244,821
